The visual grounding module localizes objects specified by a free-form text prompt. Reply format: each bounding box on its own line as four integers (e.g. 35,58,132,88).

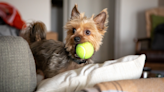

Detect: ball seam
78,45,86,59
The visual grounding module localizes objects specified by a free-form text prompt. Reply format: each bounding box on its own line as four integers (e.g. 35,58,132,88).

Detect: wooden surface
145,62,164,70
46,32,58,41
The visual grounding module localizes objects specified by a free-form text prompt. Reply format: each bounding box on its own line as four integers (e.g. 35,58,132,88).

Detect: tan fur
21,5,108,79
65,7,108,53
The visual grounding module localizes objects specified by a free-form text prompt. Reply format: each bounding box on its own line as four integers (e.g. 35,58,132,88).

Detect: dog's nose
74,36,81,42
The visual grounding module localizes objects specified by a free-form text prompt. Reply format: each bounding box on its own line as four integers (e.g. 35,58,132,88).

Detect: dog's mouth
74,44,80,59
73,44,88,64
72,42,95,61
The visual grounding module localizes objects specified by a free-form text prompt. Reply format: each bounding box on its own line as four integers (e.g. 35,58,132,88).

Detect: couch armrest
93,78,164,92
134,37,151,52
81,78,164,92
0,36,37,92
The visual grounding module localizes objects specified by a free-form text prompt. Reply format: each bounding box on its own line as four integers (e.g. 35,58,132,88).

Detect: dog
22,4,108,79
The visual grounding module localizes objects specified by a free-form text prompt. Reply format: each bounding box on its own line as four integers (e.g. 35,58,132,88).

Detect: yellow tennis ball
76,42,94,59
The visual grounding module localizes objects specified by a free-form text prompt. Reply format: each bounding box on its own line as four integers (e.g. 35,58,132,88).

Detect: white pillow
36,54,146,92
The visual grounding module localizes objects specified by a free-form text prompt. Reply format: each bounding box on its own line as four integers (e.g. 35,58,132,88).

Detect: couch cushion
0,36,37,92
36,54,146,92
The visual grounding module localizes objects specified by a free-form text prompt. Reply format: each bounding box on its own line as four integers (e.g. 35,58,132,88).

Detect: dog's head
64,4,108,59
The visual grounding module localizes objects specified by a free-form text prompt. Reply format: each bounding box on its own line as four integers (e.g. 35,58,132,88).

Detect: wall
0,0,51,31
115,0,158,59
63,0,115,62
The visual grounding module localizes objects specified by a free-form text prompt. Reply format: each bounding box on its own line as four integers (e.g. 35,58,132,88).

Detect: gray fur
30,39,93,78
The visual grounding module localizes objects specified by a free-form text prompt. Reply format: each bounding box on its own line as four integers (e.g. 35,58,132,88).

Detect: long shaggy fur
31,39,91,78
22,5,108,78
21,21,47,45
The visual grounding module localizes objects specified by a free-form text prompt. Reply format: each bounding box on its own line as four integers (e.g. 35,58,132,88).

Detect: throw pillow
36,54,146,92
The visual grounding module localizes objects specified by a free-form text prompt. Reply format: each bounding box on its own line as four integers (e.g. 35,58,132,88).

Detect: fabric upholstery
0,36,37,92
0,25,19,36
94,78,164,92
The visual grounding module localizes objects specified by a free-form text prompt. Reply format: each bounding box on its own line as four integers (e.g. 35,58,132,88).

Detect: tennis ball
76,42,94,59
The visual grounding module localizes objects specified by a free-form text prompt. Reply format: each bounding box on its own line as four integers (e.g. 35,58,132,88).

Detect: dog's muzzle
74,36,81,42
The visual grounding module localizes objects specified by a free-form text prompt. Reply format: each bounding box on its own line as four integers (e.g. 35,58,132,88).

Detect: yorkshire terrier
22,4,108,79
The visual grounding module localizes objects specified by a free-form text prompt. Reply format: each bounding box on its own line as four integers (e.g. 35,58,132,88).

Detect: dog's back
22,22,73,78
30,39,69,76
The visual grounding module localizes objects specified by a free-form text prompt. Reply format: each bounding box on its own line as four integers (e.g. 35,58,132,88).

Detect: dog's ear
71,4,80,19
94,9,108,31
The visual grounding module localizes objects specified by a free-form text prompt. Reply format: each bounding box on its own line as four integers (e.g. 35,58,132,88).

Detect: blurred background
0,0,164,63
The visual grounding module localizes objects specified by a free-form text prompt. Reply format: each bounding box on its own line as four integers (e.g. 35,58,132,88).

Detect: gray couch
0,36,37,92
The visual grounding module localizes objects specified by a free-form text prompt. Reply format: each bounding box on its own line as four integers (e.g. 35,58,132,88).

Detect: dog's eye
85,30,91,35
73,28,76,33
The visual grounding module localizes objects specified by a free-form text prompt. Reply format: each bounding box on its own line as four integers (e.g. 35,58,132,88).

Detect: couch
81,78,164,92
0,36,37,92
0,36,163,92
